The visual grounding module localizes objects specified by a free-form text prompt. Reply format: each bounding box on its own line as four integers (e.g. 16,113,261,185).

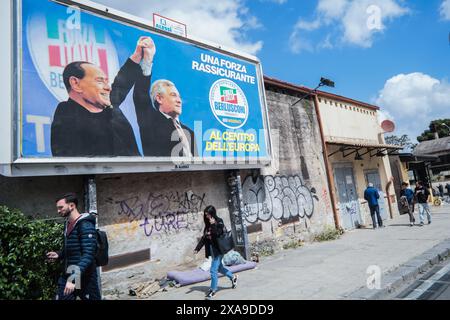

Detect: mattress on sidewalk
167,261,257,286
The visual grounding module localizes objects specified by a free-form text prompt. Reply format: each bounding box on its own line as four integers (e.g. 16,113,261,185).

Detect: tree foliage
0,206,63,299
417,119,450,142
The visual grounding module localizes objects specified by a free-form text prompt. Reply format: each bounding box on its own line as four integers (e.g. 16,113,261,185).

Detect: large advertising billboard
18,0,271,171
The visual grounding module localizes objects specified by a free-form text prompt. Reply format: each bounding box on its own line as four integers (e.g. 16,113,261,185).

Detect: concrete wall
95,170,231,292
0,174,85,219
318,97,380,144
240,86,334,250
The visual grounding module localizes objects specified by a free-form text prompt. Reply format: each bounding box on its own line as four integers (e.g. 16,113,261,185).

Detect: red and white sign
153,13,187,38
381,120,395,133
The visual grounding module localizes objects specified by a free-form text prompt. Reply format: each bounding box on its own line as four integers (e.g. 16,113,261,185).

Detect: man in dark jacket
46,193,99,300
400,182,415,226
414,181,431,226
133,37,198,158
364,183,383,229
50,37,150,157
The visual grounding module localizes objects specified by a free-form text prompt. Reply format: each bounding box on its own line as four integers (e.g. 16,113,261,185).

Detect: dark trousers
56,270,101,300
407,203,415,224
369,205,383,228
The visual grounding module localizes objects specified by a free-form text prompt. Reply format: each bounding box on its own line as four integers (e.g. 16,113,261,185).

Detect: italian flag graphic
46,14,109,77
220,86,238,104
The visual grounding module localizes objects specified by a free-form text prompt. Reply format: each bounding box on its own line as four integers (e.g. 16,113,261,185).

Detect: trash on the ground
223,250,246,266
128,280,162,298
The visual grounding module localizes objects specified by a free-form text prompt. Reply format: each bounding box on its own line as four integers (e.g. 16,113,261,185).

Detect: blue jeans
210,254,233,291
418,203,431,224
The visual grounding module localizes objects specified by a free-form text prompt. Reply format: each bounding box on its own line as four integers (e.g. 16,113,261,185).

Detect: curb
346,238,450,300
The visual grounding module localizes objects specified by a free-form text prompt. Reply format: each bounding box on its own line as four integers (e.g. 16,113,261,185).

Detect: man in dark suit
133,37,197,158
51,37,151,157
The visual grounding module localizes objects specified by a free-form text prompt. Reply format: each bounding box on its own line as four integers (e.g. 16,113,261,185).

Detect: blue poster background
21,0,268,159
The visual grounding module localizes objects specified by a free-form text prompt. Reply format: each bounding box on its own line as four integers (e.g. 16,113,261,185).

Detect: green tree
0,206,63,299
417,119,450,142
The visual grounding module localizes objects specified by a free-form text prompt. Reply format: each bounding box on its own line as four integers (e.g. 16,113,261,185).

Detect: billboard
15,0,271,174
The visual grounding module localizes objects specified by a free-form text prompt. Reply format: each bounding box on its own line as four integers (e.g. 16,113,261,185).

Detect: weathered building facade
316,91,401,229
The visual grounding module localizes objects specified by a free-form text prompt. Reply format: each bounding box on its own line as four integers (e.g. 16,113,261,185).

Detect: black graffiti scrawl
242,175,318,223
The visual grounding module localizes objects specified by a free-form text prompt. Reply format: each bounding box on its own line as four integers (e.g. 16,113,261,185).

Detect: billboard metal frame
1,0,272,177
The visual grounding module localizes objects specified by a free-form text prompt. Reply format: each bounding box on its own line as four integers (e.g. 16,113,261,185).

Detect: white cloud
317,0,348,19
289,0,409,53
441,0,450,20
93,0,263,54
375,73,450,141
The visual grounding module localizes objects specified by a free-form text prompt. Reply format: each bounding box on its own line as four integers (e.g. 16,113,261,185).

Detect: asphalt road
395,258,450,300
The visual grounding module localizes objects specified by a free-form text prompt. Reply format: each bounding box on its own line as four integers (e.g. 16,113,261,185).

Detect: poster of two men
21,0,269,162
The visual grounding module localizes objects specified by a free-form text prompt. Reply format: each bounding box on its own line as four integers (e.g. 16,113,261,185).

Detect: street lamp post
291,77,335,107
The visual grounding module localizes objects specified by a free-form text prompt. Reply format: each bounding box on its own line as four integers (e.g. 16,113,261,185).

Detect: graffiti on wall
114,191,206,238
242,175,319,223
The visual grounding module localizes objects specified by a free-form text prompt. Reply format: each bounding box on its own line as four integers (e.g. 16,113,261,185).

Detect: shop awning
327,140,403,158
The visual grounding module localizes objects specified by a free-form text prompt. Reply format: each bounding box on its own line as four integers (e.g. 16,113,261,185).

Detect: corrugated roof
414,136,450,155
327,140,402,150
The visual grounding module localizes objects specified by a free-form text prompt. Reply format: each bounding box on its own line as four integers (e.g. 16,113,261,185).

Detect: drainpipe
312,94,340,229
385,177,394,219
83,175,102,297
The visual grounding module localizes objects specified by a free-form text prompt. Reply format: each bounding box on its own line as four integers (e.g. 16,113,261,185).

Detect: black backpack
77,216,109,267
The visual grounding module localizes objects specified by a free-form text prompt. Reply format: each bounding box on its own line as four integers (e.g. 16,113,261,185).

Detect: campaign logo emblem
26,12,120,102
209,79,248,129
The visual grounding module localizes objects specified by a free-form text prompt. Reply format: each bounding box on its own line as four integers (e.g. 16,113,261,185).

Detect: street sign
153,13,187,37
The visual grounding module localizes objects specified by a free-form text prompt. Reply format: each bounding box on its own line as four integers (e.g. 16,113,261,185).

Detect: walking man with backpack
400,182,415,226
46,193,101,300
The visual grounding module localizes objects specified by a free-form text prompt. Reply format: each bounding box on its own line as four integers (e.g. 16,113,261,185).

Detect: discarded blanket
167,261,257,286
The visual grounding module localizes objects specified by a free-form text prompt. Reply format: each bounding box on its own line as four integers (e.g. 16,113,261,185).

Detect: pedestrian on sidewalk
438,184,444,198
46,193,100,300
194,205,238,300
400,182,415,226
414,181,431,226
364,183,383,229
445,182,450,196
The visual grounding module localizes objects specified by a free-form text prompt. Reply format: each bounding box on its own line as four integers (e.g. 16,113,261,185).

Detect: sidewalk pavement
149,205,450,300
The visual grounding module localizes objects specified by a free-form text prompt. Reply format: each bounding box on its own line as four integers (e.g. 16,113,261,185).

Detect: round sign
381,120,395,133
209,79,249,129
27,13,120,102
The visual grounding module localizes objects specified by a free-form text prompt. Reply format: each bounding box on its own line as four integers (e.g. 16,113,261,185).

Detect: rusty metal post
312,94,341,229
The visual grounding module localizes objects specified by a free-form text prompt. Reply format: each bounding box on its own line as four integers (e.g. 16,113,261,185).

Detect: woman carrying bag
194,205,238,300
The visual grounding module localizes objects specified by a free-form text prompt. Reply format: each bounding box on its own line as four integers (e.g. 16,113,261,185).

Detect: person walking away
438,184,444,198
364,183,383,229
445,182,450,196
400,182,415,226
194,205,238,300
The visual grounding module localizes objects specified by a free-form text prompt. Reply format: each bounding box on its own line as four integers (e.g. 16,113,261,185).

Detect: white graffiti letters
242,175,317,223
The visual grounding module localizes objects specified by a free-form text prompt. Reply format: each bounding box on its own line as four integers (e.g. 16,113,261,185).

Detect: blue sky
96,0,450,142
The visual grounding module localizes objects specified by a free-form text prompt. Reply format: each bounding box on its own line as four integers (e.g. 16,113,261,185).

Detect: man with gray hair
132,37,197,157
364,182,383,229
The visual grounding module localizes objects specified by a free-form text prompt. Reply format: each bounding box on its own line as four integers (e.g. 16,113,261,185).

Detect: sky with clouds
94,0,450,142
